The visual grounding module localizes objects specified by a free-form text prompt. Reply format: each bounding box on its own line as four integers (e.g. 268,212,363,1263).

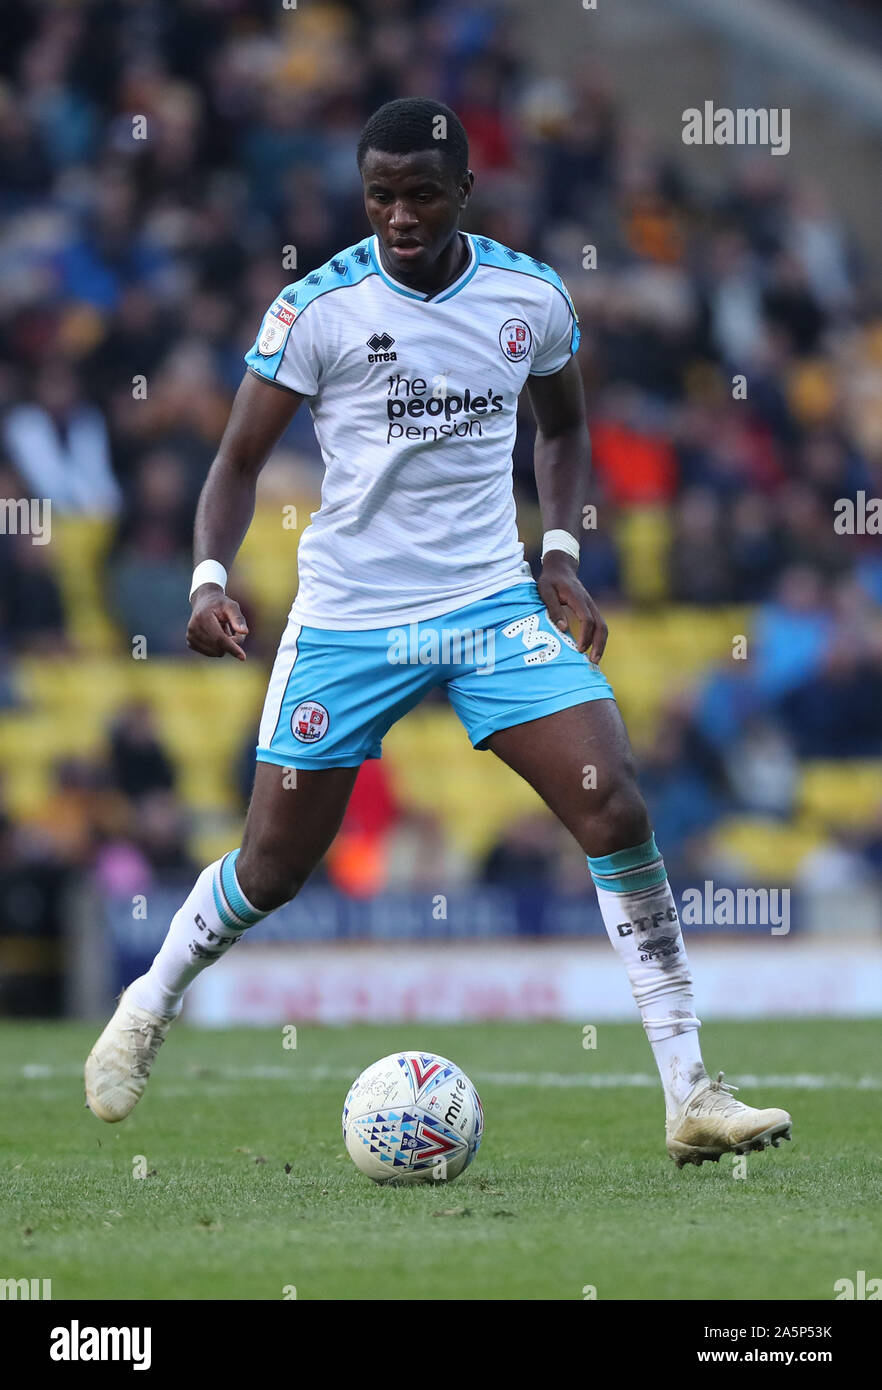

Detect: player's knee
235,847,307,913
580,775,651,858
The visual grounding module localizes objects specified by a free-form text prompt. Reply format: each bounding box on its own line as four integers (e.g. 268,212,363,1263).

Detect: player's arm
526,356,608,662
187,370,304,661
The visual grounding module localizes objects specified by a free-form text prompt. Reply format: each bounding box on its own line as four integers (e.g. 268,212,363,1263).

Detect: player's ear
459,169,475,208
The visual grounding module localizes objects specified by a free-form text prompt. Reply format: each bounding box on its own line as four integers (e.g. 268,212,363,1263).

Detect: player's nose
389,201,419,229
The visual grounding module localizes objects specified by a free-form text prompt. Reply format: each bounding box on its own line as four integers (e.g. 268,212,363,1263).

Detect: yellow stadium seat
615,507,672,604
1,599,777,869
232,498,315,619
798,761,882,830
193,823,244,867
709,816,824,881
383,709,544,857
49,516,118,651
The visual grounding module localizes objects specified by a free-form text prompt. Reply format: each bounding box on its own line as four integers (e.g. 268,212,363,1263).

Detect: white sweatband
189,559,227,600
541,529,580,562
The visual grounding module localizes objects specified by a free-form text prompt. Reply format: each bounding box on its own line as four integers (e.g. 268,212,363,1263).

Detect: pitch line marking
10,1063,882,1089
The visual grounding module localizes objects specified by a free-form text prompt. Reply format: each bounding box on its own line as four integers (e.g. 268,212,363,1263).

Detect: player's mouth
388,238,425,261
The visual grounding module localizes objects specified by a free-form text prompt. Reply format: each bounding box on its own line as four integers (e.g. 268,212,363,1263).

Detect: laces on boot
711,1070,738,1095
123,1020,165,1079
689,1071,744,1119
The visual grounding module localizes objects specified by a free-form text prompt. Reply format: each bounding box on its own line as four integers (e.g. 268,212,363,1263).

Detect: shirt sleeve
245,294,323,396
529,279,580,376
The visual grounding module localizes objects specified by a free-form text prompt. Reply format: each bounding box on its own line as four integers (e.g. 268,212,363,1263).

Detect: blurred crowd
0,0,881,906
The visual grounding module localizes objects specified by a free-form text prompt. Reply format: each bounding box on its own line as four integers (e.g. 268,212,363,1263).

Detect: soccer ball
342,1051,484,1183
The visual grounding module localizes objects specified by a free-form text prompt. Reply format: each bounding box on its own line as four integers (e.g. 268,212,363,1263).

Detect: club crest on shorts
257,300,297,356
292,699,329,743
499,317,532,362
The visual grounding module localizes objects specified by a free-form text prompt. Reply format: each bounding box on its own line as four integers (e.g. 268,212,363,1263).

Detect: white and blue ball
342,1051,484,1184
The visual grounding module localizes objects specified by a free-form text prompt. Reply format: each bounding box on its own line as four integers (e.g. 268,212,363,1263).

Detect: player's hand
186,586,249,661
538,552,608,663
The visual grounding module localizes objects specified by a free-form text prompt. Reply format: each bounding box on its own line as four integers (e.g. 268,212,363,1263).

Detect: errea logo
367,332,396,363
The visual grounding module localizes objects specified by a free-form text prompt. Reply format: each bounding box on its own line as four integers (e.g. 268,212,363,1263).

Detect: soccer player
86,98,791,1166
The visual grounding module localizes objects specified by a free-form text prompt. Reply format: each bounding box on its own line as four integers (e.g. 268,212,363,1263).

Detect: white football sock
128,851,268,1020
588,835,707,1115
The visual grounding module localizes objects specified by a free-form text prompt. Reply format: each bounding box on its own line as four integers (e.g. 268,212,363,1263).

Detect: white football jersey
245,232,580,629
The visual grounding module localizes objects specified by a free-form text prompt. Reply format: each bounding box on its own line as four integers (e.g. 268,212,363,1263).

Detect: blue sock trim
589,833,659,874
219,850,267,928
212,876,242,930
587,833,667,894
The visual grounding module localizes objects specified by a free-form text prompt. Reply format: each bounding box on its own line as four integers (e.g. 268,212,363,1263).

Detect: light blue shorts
256,582,615,768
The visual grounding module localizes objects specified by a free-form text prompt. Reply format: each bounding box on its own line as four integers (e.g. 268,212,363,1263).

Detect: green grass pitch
1,1018,879,1300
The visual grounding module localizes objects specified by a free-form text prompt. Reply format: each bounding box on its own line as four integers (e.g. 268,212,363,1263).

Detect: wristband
189,559,227,600
541,529,580,562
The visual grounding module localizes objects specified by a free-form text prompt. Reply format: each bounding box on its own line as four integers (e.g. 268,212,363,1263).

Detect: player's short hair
356,98,469,182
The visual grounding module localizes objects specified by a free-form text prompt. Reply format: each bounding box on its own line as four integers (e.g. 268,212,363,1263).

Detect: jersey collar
370,233,477,303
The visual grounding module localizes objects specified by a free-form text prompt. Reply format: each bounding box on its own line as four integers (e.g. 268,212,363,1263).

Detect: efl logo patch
291,699,329,743
257,300,297,356
499,317,532,362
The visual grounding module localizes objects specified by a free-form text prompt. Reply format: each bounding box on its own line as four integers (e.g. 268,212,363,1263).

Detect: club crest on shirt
257,300,297,356
499,317,532,362
291,699,329,743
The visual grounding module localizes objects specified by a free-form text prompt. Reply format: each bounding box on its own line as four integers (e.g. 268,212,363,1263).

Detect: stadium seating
4,492,878,874
5,580,879,871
